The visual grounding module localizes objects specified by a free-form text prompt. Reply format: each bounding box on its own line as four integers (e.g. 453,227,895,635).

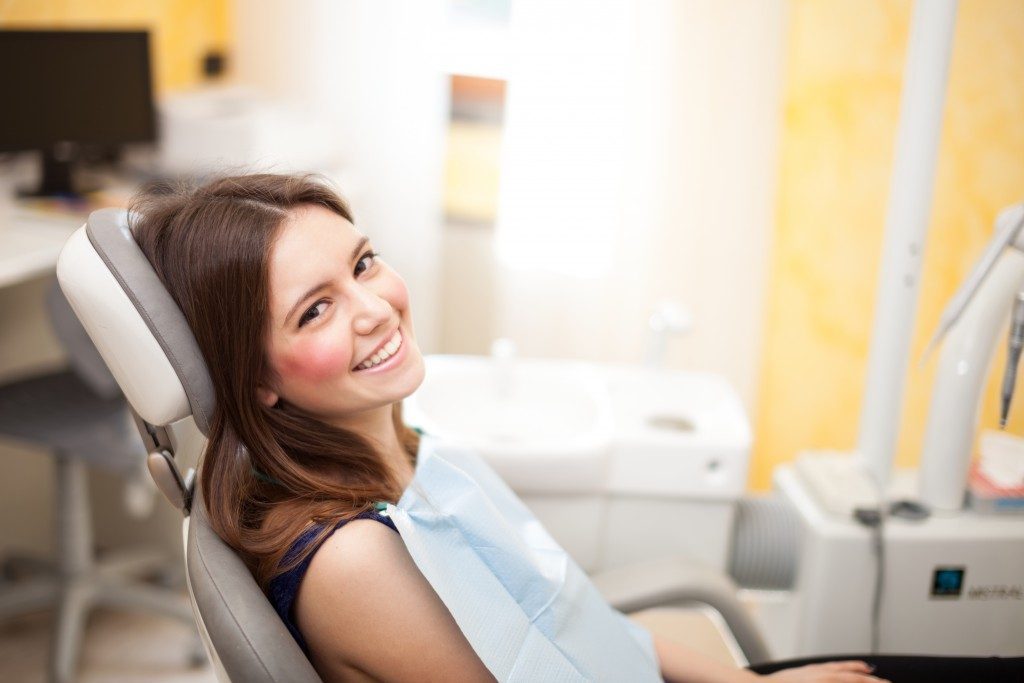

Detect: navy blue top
267,509,399,655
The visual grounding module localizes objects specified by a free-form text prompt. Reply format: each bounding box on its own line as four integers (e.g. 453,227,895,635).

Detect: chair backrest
187,484,322,682
56,208,322,683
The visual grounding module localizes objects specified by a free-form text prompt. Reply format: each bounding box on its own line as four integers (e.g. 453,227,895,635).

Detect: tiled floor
0,607,216,683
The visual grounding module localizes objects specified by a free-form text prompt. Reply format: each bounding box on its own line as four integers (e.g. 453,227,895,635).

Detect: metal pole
857,0,958,489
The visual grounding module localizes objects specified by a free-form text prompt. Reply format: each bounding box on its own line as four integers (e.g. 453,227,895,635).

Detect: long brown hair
129,173,420,590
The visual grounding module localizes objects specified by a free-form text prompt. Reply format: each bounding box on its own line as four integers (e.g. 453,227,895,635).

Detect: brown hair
128,173,420,590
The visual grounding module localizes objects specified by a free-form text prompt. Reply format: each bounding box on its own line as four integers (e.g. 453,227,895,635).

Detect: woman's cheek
279,335,353,383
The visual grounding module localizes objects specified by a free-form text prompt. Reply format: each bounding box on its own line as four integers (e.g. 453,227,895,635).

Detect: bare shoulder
294,518,494,683
301,517,407,589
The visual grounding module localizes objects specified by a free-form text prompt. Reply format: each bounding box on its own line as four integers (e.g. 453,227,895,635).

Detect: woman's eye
298,300,328,328
355,250,380,277
296,251,378,328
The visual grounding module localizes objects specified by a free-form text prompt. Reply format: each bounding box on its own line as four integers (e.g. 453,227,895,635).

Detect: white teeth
356,331,402,371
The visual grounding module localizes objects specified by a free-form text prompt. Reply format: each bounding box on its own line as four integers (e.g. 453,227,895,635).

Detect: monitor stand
17,146,100,200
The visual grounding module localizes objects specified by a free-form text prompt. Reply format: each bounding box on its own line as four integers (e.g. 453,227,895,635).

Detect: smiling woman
128,175,426,596
125,175,501,681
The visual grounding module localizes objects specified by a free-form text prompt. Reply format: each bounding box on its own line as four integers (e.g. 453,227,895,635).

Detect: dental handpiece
999,292,1024,428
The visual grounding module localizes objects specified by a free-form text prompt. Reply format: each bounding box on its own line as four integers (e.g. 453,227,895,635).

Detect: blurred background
0,0,1021,680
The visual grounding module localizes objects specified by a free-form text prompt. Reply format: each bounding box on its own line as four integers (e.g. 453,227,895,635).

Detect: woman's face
258,204,425,427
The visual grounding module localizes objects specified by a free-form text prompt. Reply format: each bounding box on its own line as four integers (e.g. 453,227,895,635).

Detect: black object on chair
0,280,201,683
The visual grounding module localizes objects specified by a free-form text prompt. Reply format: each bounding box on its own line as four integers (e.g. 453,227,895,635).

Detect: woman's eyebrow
284,280,331,326
349,235,369,261
283,236,371,326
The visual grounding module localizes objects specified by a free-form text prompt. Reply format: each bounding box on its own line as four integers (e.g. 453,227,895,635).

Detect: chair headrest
56,208,215,436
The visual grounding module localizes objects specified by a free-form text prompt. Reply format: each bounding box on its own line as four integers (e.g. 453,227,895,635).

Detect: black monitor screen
0,30,156,151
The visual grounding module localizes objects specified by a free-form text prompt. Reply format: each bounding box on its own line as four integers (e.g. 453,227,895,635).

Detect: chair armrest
590,558,772,666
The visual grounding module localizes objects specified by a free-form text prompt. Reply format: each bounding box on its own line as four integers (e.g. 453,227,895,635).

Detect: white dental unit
776,0,1024,659
406,0,1023,662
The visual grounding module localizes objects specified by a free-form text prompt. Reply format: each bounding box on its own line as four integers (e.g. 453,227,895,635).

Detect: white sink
402,354,750,498
601,362,752,499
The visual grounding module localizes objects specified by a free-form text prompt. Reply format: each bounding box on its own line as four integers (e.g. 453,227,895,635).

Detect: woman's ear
257,385,280,408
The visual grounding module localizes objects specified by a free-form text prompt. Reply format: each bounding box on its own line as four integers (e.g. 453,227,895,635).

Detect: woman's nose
350,286,392,335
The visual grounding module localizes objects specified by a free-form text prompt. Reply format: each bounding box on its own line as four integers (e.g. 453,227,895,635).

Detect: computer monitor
0,29,156,197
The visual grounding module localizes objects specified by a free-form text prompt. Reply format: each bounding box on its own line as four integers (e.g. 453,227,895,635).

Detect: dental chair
55,207,772,682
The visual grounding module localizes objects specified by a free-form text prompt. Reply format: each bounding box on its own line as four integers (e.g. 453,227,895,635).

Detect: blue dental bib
385,434,661,682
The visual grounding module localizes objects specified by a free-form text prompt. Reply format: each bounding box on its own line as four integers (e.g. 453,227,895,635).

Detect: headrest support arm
130,410,194,513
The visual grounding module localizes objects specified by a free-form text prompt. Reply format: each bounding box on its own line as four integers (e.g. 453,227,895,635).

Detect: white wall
441,0,786,415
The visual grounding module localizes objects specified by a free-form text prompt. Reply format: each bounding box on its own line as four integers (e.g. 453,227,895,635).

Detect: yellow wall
0,0,229,94
751,0,1024,490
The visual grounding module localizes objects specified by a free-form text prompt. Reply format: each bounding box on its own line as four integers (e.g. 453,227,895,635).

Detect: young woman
128,174,1019,683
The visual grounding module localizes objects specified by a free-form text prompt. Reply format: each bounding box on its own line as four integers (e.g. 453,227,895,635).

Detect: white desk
0,208,87,290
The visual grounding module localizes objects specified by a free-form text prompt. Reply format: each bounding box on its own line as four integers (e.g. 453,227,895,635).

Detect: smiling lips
353,329,403,371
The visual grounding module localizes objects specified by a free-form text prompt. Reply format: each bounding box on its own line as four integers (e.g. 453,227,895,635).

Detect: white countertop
0,207,86,289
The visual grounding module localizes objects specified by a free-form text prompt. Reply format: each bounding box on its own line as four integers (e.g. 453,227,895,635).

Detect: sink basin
402,354,751,498
402,354,613,492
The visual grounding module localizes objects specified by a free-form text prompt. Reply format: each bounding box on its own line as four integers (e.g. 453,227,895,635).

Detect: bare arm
653,634,761,683
294,519,495,683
